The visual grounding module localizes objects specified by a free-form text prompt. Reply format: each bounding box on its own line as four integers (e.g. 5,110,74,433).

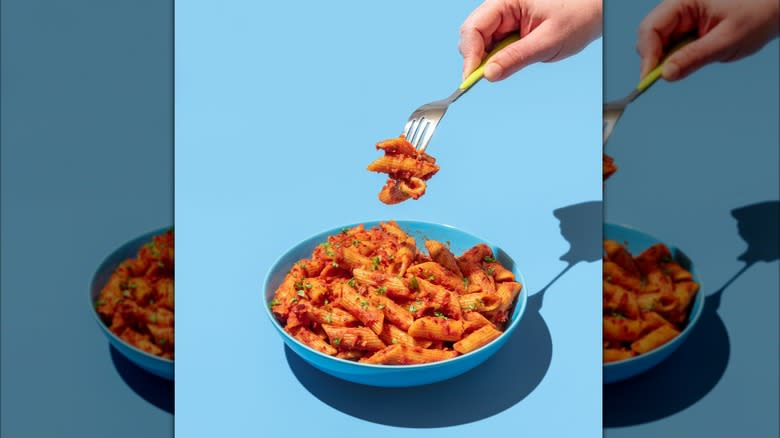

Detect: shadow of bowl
286,290,551,427
110,346,174,414
604,295,729,427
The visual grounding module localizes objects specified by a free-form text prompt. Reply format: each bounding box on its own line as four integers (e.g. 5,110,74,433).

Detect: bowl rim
602,222,705,368
262,219,529,370
89,226,175,364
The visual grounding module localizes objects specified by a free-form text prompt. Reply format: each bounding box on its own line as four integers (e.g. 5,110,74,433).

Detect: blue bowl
89,227,174,380
603,223,704,384
263,221,528,387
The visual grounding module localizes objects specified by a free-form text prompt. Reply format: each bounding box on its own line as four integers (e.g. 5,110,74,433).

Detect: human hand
458,0,602,82
637,0,780,81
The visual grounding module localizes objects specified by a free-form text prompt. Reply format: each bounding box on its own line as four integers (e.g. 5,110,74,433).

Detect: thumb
661,26,732,81
482,24,559,81
459,28,487,81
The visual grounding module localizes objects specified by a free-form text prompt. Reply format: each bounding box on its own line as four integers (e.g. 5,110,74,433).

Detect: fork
403,34,520,152
603,38,692,145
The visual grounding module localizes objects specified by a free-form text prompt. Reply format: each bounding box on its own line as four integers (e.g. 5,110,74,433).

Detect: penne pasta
361,344,458,365
602,240,699,362
269,222,521,365
408,316,464,342
453,325,502,354
338,286,384,335
321,325,386,352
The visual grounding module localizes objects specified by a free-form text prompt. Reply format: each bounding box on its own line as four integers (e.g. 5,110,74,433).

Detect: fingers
459,0,504,80
636,0,695,78
482,22,560,81
661,24,734,80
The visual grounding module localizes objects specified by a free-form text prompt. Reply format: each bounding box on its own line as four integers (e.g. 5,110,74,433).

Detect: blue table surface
175,1,602,436
603,1,779,436
1,1,174,436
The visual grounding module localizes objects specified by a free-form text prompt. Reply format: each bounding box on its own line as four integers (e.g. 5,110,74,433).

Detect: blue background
176,1,602,436
604,1,779,436
1,1,174,436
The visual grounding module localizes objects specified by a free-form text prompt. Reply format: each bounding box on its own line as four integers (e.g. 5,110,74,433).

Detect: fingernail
662,62,680,81
484,63,502,81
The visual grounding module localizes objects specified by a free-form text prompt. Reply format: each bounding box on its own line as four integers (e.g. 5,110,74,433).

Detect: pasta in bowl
603,223,704,384
89,227,174,380
263,221,527,387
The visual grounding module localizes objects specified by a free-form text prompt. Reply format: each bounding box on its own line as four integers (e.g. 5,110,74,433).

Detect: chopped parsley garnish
468,303,477,311
296,290,306,297
149,313,158,323
332,338,341,346
377,286,386,295
324,313,333,323
290,297,299,304
477,299,485,308
377,304,385,310
463,277,470,289
320,242,335,256
331,261,339,268
347,278,356,288
157,261,164,268
483,255,496,263
360,300,369,309
269,298,280,307
409,275,419,291
294,280,304,290
408,303,418,312
428,275,435,281
341,227,350,235
122,290,130,297
158,337,167,346
392,338,398,345
128,283,137,289
486,267,495,275
95,300,106,307
304,282,313,289
434,311,448,319
371,256,381,270
352,239,361,247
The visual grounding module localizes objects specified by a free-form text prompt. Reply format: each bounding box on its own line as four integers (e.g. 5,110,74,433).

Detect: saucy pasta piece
367,136,440,205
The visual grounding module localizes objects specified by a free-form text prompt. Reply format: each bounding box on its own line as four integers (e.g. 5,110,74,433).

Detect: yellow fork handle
459,34,521,91
636,37,694,92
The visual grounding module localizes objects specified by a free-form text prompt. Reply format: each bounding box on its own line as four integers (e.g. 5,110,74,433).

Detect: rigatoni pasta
603,240,699,363
269,221,522,365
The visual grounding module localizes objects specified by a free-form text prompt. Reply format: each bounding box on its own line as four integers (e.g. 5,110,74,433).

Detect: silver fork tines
404,89,465,153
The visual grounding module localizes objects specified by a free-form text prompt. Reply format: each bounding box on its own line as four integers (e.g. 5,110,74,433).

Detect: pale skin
637,0,780,81
459,0,602,81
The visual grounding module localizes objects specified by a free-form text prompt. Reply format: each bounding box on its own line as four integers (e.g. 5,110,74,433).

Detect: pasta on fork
269,221,522,365
367,136,440,205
